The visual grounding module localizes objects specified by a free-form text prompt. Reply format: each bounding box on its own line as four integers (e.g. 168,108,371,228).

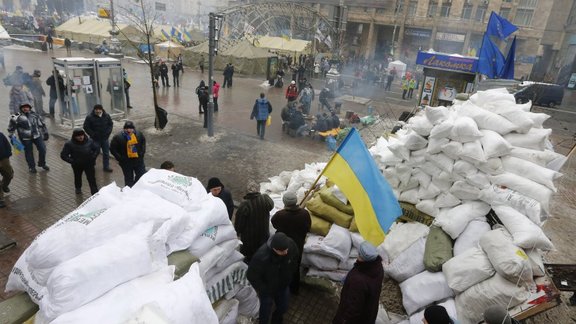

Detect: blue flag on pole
478,34,505,79
486,12,518,40
499,36,516,79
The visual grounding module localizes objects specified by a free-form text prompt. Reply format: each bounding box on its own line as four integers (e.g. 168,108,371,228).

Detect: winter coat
251,98,272,121
110,130,146,163
159,63,169,76
9,87,34,115
214,187,234,220
30,77,46,98
46,74,66,99
0,132,12,160
234,192,274,260
8,110,46,141
285,84,298,100
332,256,384,324
299,87,314,104
213,82,220,99
271,206,311,255
60,134,99,166
247,236,299,295
171,64,179,76
288,110,306,131
83,110,113,141
314,115,329,132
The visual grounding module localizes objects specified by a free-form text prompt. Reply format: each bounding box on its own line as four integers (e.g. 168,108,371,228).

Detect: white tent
154,41,185,60
0,23,10,39
388,60,407,78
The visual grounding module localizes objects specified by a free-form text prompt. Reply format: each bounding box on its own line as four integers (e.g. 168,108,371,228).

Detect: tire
548,101,556,108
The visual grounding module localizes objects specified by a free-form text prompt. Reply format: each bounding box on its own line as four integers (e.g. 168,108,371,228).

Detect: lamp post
108,0,123,58
207,12,223,137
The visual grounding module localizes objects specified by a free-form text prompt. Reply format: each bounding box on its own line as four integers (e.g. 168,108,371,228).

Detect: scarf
125,132,139,158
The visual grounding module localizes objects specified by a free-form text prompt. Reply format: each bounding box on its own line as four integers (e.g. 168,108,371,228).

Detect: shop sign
420,76,436,106
436,32,466,43
438,84,457,101
405,28,432,38
416,51,478,73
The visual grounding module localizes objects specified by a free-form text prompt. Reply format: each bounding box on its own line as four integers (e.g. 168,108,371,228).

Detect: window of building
514,8,534,26
396,1,404,14
500,7,511,19
428,0,438,17
519,0,538,8
475,5,487,22
408,0,418,17
440,2,451,17
462,4,473,19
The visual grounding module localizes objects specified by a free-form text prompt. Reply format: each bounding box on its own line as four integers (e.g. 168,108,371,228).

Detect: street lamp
108,0,123,58
207,12,223,137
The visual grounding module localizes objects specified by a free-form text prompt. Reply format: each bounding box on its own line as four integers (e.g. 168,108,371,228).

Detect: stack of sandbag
260,162,327,206
306,185,356,235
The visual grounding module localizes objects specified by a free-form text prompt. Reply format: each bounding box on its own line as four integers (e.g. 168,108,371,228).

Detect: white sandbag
399,188,419,205
501,156,561,191
434,201,490,239
198,245,226,279
350,232,365,250
267,176,287,193
409,298,457,324
524,111,550,127
408,114,434,137
339,257,357,271
503,128,552,150
416,199,439,217
412,170,431,189
479,227,534,287
301,252,339,271
234,285,260,317
427,137,450,154
434,192,461,208
306,268,349,282
480,130,512,159
480,185,542,225
449,181,481,201
388,137,411,161
527,249,546,277
399,271,455,315
429,119,454,139
442,247,495,293
124,303,170,324
490,173,554,212
460,140,487,164
187,224,237,258
417,183,441,200
465,173,491,190
210,250,245,281
469,89,516,106
40,223,167,321
322,224,352,262
453,160,478,178
383,168,401,188
455,274,529,324
382,222,430,261
380,150,404,165
440,141,462,160
509,146,563,167
430,176,453,192
456,101,518,135
49,266,175,324
474,157,505,175
500,110,534,133
449,116,483,143
214,299,239,324
425,106,450,125
133,169,210,210
168,195,231,254
205,261,248,304
420,161,443,177
453,220,491,256
399,176,420,191
384,237,426,283
492,205,554,251
427,153,455,173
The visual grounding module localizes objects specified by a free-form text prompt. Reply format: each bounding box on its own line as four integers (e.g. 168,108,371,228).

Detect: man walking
46,69,66,117
30,70,47,116
250,93,273,140
171,63,180,87
0,132,14,208
333,241,384,324
271,191,311,295
159,61,170,87
110,121,146,187
8,103,50,173
223,63,231,88
285,81,298,104
234,179,274,262
247,232,299,324
83,104,113,172
60,129,99,195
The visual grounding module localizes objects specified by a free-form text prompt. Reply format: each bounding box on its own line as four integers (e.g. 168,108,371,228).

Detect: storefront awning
416,51,478,74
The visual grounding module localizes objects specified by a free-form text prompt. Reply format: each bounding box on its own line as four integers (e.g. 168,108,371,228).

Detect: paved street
0,44,575,323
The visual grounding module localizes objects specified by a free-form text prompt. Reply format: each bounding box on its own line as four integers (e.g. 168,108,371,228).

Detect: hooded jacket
110,129,146,163
83,108,113,141
60,129,99,166
8,106,46,141
332,256,384,324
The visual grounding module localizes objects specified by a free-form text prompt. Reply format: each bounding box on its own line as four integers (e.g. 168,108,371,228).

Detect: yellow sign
97,7,111,19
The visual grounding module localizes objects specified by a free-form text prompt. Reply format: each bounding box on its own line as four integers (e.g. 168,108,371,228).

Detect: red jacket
285,84,298,100
213,82,220,98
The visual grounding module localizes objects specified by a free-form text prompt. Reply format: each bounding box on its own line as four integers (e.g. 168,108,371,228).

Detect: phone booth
52,57,126,127
415,51,478,107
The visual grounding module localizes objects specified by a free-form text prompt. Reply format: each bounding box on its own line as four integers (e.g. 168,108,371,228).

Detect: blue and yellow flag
160,29,170,41
321,128,402,245
183,30,192,42
10,136,24,155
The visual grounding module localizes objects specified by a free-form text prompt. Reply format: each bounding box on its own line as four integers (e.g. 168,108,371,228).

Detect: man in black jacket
109,121,146,187
159,61,170,87
0,132,14,208
206,177,234,220
60,129,99,195
45,69,66,117
83,104,113,172
247,232,299,324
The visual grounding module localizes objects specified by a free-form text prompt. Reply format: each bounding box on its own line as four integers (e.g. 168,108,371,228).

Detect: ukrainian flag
161,29,170,41
322,128,402,245
183,30,193,42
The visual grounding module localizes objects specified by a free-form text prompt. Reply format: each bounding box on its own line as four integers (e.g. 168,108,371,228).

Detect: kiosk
52,57,126,127
416,51,478,107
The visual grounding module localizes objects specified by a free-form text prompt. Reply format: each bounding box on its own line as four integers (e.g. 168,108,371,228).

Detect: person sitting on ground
287,105,308,137
330,111,340,129
281,102,296,131
160,160,175,171
313,113,329,133
483,305,519,324
422,305,457,324
325,112,334,130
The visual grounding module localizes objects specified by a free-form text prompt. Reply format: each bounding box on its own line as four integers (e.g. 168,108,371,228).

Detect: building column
430,26,437,51
463,31,472,56
395,0,410,60
365,21,376,60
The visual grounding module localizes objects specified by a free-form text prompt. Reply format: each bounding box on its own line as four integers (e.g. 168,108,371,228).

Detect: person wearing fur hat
206,177,234,219
8,103,50,173
271,191,311,295
483,305,519,324
422,305,458,324
333,241,384,324
247,232,299,324
234,179,274,262
60,129,99,195
30,70,47,117
110,121,146,187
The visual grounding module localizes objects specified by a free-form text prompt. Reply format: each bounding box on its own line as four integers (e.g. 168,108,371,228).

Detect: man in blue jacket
250,93,273,140
0,132,14,208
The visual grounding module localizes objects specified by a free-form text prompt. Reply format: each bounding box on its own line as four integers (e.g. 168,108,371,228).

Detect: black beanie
123,121,135,129
271,233,290,250
207,177,224,190
424,305,451,324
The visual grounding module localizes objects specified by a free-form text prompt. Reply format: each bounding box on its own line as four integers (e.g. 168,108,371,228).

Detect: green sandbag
309,212,331,236
306,195,353,228
349,217,358,232
318,186,355,215
424,225,453,272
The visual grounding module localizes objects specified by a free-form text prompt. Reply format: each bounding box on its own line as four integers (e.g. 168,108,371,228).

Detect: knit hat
33,70,41,77
207,177,224,190
123,121,135,129
282,192,297,207
271,232,290,250
72,128,85,137
358,241,378,262
424,305,452,324
246,180,259,193
19,103,32,109
483,305,512,324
